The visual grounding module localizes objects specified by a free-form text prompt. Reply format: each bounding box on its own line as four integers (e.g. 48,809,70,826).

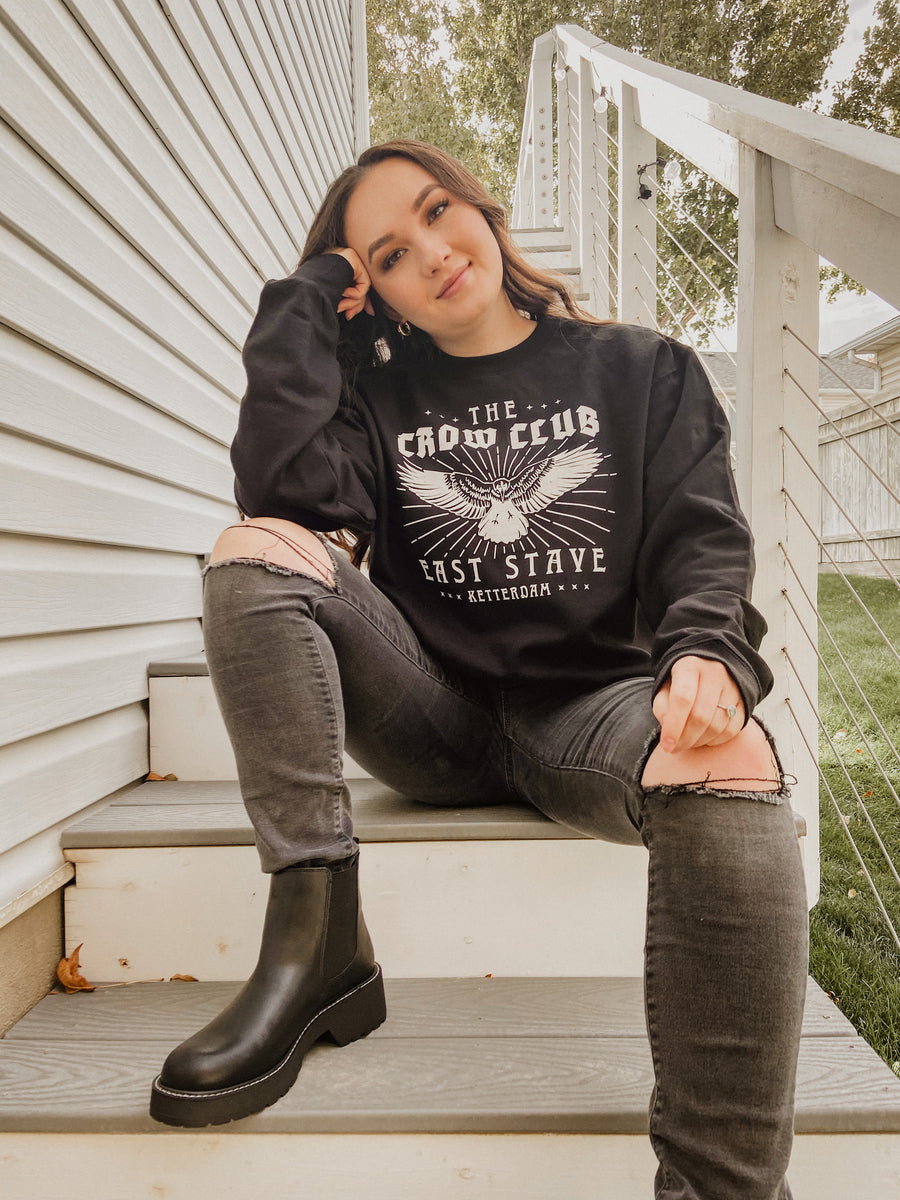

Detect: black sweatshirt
231,253,773,714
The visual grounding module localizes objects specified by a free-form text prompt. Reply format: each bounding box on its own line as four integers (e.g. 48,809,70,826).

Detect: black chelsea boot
149,851,385,1127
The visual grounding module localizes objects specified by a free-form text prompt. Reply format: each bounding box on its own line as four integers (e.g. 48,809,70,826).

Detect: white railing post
349,0,370,155
736,147,820,900
573,60,603,315
514,35,556,229
532,38,556,226
556,53,571,235
513,85,536,227
617,83,657,327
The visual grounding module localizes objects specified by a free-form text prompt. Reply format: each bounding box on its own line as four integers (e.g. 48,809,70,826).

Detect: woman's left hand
327,247,376,320
652,655,745,754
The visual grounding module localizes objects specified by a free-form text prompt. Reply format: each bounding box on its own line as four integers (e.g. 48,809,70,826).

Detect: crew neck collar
431,315,553,370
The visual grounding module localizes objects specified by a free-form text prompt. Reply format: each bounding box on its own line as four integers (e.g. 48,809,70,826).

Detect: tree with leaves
366,0,496,184
818,0,900,300
830,0,900,137
441,0,850,336
443,1,849,199
367,2,900,335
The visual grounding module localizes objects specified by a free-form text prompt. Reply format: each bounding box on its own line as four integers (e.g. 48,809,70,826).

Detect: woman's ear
367,289,401,323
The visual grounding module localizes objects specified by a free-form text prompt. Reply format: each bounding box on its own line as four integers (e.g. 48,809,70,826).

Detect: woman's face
343,157,509,353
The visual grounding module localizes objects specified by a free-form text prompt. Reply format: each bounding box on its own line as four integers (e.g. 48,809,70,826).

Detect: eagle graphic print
394,398,616,607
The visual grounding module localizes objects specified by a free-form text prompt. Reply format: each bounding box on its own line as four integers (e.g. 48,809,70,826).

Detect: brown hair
300,139,606,562
301,139,603,362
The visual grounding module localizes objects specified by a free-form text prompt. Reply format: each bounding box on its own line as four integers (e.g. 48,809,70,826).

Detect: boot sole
149,963,386,1128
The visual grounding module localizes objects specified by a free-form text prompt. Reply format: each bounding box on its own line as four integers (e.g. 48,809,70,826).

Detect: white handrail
516,25,900,310
512,25,900,909
555,25,900,225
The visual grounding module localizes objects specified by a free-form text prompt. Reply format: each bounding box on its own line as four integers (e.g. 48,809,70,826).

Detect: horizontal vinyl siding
0,0,359,908
878,344,900,397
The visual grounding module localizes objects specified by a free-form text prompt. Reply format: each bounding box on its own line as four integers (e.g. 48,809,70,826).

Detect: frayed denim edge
638,714,795,805
202,555,340,592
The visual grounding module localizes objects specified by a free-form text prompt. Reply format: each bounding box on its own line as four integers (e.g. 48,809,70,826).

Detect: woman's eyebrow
366,183,442,263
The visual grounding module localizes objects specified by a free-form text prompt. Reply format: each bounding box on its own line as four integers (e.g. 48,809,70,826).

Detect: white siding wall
879,343,900,398
0,0,366,911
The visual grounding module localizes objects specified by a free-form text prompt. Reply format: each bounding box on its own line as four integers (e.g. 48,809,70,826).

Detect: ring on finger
717,703,738,720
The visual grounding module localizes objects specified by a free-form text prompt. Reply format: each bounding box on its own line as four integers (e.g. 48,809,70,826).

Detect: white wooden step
1,978,898,1199
512,227,572,248
149,655,370,780
60,780,651,979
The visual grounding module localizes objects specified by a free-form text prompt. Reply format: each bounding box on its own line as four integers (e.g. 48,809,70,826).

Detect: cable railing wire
631,252,735,413
784,684,900,954
632,280,660,329
782,552,900,787
591,143,623,210
790,636,900,881
781,489,900,666
784,325,900,443
782,428,900,593
645,201,737,318
785,642,900,910
784,593,900,858
784,367,900,510
655,178,738,270
783,617,900,887
780,544,900,776
634,227,738,372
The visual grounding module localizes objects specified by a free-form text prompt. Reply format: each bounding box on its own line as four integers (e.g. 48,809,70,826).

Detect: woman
150,140,808,1198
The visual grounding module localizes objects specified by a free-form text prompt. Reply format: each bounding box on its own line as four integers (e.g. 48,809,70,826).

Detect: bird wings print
397,446,603,544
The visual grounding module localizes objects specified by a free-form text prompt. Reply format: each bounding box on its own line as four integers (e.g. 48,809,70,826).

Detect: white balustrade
514,25,900,903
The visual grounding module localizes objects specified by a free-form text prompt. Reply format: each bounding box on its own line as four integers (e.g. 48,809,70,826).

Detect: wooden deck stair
2,654,900,1198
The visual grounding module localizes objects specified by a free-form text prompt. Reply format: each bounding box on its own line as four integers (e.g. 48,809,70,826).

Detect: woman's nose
421,235,451,272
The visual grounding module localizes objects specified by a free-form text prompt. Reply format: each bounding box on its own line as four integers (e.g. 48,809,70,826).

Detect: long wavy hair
298,139,606,562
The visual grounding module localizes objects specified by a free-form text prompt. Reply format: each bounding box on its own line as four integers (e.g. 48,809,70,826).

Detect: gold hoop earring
398,320,412,337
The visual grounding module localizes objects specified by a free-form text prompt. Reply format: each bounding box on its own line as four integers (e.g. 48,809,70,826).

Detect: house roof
698,352,876,392
828,314,900,357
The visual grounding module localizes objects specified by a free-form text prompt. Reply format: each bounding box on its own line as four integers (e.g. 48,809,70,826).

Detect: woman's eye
429,199,449,221
381,248,404,271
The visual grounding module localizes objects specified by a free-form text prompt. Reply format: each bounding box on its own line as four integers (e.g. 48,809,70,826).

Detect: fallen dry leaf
146,772,178,781
56,944,95,993
170,974,198,982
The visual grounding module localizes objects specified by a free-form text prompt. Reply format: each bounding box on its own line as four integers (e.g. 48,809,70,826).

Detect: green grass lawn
810,572,900,1075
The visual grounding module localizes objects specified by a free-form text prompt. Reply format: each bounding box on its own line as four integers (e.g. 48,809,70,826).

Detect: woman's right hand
327,247,374,320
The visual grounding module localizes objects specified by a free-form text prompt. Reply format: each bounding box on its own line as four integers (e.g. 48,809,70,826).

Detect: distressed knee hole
206,518,336,586
641,718,785,799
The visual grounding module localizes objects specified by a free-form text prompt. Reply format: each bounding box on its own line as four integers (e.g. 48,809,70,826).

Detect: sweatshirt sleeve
230,253,378,532
635,337,773,718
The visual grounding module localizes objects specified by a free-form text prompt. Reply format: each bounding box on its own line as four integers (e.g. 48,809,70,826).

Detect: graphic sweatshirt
231,253,773,715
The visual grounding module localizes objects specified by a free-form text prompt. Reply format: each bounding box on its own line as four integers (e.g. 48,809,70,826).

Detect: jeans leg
500,680,808,1198
202,556,503,872
641,788,808,1200
202,559,357,871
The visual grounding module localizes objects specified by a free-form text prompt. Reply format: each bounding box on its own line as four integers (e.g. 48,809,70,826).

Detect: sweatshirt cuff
290,252,355,300
652,640,768,727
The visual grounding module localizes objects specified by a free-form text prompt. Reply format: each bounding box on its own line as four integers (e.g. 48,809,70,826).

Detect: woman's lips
438,264,470,299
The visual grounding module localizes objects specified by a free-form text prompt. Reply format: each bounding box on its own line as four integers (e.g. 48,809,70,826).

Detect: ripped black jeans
202,553,808,1200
